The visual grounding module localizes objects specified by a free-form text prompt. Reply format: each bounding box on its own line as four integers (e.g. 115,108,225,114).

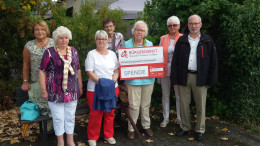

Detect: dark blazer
170,32,218,86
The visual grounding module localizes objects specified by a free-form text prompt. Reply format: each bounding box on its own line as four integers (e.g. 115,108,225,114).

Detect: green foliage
0,0,54,80
50,1,129,79
137,0,231,45
141,0,260,129
0,0,128,104
0,0,55,105
218,0,260,127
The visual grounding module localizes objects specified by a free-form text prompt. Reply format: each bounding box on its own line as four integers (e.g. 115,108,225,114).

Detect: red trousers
87,87,119,140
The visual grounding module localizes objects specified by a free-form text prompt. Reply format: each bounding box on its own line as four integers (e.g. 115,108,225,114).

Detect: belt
188,70,197,74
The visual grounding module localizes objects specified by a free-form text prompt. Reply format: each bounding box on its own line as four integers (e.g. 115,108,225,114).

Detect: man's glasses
188,22,201,26
168,24,179,28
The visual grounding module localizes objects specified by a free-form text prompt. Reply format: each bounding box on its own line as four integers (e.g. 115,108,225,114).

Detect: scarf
56,46,75,94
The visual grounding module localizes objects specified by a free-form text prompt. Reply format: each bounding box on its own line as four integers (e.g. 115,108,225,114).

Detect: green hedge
138,0,260,130
218,0,260,127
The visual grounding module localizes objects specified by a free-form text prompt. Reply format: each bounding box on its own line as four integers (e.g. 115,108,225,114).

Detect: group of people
21,14,218,146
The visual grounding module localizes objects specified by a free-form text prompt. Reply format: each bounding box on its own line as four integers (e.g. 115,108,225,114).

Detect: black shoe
176,130,189,136
195,132,204,141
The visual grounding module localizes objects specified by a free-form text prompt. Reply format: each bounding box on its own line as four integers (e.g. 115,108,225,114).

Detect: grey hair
95,30,108,40
52,26,72,42
188,14,202,22
131,20,148,36
167,16,180,25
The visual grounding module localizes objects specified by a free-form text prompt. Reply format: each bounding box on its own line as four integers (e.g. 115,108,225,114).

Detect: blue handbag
20,100,40,121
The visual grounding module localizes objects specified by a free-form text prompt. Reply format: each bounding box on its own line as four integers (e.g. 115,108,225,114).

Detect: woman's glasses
168,24,179,28
96,38,107,41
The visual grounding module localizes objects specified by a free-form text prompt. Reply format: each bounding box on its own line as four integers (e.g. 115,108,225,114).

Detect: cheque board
118,46,164,80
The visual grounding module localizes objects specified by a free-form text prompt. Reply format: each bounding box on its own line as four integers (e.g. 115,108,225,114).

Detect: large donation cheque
118,46,164,80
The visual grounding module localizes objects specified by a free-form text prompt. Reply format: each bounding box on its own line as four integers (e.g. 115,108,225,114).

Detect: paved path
2,112,260,146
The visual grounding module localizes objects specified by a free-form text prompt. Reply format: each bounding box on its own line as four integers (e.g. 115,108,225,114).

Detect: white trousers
48,100,77,136
160,76,181,122
126,83,154,131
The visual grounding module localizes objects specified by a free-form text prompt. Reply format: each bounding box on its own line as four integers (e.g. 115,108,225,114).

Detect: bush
51,1,129,79
139,0,260,130
0,0,54,105
0,0,129,107
218,0,260,127
137,0,232,45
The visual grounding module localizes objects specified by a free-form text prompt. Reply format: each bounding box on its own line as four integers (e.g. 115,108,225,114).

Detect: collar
188,34,201,41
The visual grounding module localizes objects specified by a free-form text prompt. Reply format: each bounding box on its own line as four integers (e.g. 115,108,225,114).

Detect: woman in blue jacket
123,20,155,140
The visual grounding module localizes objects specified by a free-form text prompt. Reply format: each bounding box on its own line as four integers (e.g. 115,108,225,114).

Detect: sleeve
85,51,94,72
113,52,119,69
207,37,218,86
119,33,125,48
121,41,126,48
170,41,180,85
146,40,153,47
24,41,32,51
39,49,51,71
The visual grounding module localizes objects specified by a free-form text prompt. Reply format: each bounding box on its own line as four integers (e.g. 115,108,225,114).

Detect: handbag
20,100,40,121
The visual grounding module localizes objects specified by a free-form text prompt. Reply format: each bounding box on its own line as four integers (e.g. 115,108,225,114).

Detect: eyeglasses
168,24,179,28
188,22,201,26
135,29,145,32
96,38,107,41
105,25,114,29
34,28,46,32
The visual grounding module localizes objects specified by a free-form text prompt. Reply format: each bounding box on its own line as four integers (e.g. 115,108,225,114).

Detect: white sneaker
105,137,116,144
160,119,169,127
88,140,97,146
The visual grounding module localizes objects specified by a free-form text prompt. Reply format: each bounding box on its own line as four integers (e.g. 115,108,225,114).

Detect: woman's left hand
41,92,48,101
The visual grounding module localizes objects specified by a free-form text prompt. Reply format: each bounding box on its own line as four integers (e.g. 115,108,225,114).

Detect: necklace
36,38,48,48
56,46,75,93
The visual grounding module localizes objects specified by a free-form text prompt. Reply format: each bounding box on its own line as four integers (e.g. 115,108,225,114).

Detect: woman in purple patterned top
39,26,82,146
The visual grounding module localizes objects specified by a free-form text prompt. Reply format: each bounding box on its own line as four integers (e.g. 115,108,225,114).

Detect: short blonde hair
32,20,50,37
131,20,148,36
52,26,72,43
95,30,108,40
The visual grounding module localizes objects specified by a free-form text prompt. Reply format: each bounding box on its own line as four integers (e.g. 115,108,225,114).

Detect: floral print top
39,47,80,103
106,32,124,56
25,39,55,82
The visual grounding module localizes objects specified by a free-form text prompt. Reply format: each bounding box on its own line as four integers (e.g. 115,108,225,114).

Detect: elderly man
123,20,155,139
170,14,218,141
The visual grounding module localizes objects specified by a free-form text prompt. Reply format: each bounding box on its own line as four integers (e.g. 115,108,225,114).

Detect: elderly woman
123,20,155,139
102,18,124,55
85,30,119,146
21,20,55,117
159,16,183,127
39,26,82,146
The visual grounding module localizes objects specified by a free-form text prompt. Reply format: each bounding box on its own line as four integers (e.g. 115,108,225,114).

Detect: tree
136,0,232,45
138,0,260,129
218,0,260,127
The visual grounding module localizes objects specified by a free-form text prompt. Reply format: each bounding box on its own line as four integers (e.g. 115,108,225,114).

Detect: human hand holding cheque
118,46,164,80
